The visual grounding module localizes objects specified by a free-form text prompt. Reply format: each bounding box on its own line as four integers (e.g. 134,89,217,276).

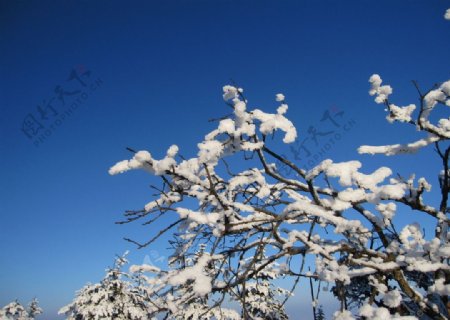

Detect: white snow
386,103,416,123
275,93,285,102
358,135,440,156
383,289,402,308
333,310,355,320
129,264,160,274
168,254,213,296
369,74,393,104
251,108,297,143
223,85,239,101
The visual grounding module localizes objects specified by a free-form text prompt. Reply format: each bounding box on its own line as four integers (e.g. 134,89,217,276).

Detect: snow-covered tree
126,243,245,319
239,272,289,320
106,14,450,319
109,70,449,319
316,305,326,320
27,299,42,319
0,301,29,320
59,253,154,320
0,299,42,320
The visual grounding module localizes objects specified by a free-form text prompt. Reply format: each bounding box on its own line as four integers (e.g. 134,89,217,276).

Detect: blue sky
1,1,449,319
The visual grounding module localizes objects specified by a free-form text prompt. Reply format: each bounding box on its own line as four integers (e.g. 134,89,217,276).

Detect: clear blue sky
1,1,449,319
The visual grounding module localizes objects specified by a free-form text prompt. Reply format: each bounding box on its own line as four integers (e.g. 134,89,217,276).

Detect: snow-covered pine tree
0,299,42,320
59,253,154,320
128,243,242,319
316,305,326,320
27,299,42,319
237,259,289,320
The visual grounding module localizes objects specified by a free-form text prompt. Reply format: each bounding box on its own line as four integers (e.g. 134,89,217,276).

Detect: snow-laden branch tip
369,74,392,104
358,134,440,156
275,93,285,102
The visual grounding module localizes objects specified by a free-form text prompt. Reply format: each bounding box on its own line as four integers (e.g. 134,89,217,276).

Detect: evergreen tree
59,253,153,320
0,299,42,320
316,305,326,320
